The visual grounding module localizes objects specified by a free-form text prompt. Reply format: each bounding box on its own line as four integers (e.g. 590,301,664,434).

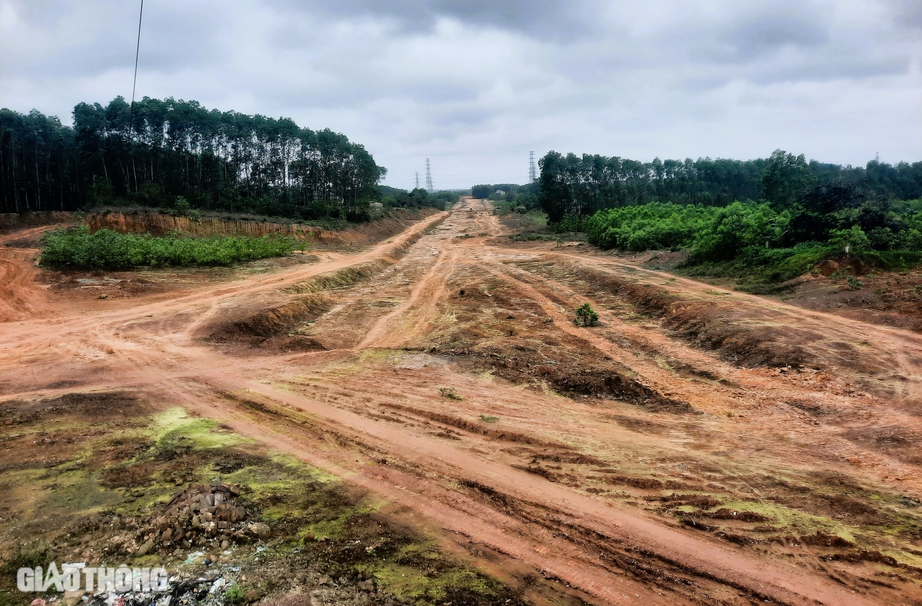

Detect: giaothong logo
17,563,169,593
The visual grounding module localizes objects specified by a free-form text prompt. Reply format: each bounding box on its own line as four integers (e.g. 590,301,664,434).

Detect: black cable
128,0,144,193
129,0,144,133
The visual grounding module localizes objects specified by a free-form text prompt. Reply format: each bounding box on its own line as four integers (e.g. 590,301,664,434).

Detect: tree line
0,97,393,221
538,150,922,223
377,185,459,211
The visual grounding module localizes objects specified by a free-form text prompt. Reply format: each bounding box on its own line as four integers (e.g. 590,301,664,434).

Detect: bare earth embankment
3,200,922,605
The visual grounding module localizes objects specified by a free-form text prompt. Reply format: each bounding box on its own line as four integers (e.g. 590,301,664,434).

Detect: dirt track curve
3,199,922,605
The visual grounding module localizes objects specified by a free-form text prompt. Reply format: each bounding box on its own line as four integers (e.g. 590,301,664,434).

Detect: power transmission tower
529,151,537,183
415,172,419,189
425,159,434,193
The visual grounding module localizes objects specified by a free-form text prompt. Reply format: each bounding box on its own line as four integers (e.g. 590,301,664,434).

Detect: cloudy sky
1,0,920,190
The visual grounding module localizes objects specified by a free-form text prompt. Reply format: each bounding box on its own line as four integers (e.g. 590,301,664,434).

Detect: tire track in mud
0,227,53,322
165,376,664,605
499,255,922,494
0,200,912,604
475,261,695,412
168,370,871,606
546,252,922,405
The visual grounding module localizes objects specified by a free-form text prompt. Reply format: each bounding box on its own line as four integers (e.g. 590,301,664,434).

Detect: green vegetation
574,303,600,327
582,197,922,287
439,387,463,400
223,583,245,604
473,182,541,213
0,98,403,222
376,186,458,211
39,225,298,270
479,415,500,423
529,148,922,284
538,149,922,222
0,545,48,575
522,149,921,286
846,275,864,290
0,401,526,606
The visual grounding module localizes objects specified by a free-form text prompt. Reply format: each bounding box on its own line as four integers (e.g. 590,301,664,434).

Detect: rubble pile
135,483,270,556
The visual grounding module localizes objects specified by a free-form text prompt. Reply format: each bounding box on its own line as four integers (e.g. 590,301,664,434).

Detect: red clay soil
4,200,922,604
84,208,440,251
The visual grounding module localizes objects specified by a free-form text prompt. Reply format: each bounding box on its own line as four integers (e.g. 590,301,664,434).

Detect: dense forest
538,150,922,223
471,182,540,210
377,185,459,211
533,150,922,286
0,97,404,221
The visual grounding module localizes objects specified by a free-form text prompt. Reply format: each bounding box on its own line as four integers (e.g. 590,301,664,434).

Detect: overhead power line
129,0,144,132
132,0,144,107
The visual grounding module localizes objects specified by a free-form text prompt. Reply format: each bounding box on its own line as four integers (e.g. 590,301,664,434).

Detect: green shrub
39,226,297,270
829,225,870,253
583,198,922,287
574,303,599,327
224,583,244,604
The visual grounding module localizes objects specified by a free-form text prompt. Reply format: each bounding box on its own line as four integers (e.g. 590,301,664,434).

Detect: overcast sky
1,0,919,190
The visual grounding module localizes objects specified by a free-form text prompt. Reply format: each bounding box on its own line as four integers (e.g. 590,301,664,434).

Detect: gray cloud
887,0,922,29
0,0,919,189
715,9,830,62
267,0,602,41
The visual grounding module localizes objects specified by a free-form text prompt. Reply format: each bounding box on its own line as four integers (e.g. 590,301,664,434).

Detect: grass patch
679,245,922,292
508,232,558,242
150,408,245,452
681,244,833,291
717,499,858,540
0,397,528,606
439,387,463,400
40,225,300,270
0,545,48,575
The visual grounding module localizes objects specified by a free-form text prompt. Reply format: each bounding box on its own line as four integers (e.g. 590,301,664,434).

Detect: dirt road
3,199,922,604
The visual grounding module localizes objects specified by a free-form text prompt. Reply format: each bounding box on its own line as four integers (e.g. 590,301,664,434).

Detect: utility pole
415,172,419,190
529,151,537,183
425,159,434,193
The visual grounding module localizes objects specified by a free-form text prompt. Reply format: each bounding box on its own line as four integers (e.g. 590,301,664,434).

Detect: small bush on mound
39,226,297,270
439,387,463,400
574,303,599,327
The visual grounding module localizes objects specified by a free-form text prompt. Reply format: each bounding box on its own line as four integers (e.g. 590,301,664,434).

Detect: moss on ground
0,395,531,606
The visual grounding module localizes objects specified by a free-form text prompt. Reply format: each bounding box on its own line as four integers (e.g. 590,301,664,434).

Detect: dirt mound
132,482,262,556
204,294,332,351
285,261,392,294
330,208,441,249
0,211,74,233
1,391,152,424
777,266,922,333
561,264,811,368
433,345,694,413
814,257,873,277
662,304,810,368
281,217,438,294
